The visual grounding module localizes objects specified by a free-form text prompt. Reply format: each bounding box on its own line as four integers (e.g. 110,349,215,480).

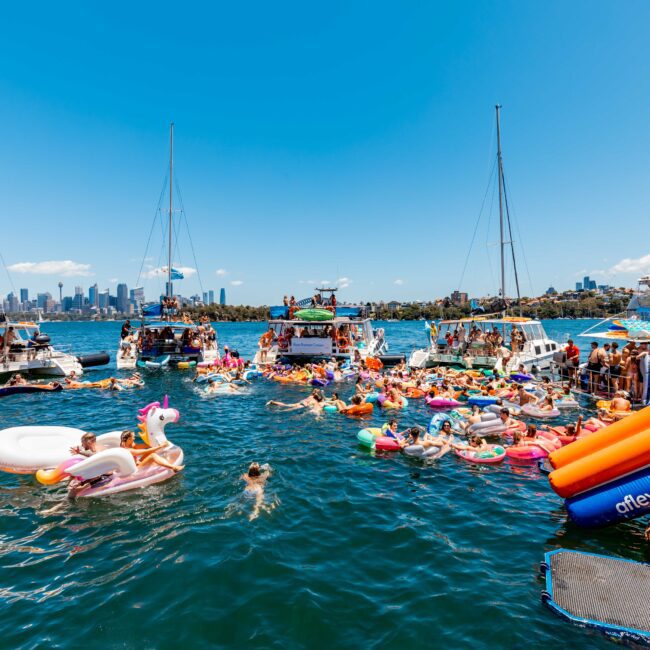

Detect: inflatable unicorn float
0,396,183,497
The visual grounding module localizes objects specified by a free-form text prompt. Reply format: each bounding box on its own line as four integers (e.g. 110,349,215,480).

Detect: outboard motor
77,352,110,368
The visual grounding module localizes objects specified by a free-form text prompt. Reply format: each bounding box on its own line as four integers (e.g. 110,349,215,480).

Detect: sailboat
408,106,560,371
116,124,219,370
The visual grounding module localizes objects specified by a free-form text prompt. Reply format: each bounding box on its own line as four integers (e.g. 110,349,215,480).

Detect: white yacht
408,317,559,371
408,105,561,371
253,289,396,366
1,319,83,378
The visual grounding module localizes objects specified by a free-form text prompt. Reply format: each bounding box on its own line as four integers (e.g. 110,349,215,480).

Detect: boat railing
0,344,71,365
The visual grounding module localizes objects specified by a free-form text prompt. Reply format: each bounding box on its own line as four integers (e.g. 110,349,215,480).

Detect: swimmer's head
248,462,261,477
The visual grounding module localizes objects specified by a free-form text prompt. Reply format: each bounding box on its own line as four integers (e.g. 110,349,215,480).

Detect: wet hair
81,432,96,448
566,423,576,434
350,395,362,405
120,430,135,445
513,431,524,444
410,428,421,440
500,408,510,416
248,463,261,477
527,424,537,435
313,392,324,403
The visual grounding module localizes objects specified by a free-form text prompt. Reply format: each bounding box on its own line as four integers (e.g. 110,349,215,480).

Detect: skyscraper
20,288,28,303
117,283,128,313
575,282,582,291
202,292,208,304
98,290,109,309
219,288,225,305
89,283,99,307
72,286,84,310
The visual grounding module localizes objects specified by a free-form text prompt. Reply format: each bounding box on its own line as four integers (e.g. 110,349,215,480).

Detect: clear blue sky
1,1,649,304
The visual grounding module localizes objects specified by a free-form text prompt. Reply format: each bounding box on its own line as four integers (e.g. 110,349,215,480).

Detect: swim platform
540,549,650,644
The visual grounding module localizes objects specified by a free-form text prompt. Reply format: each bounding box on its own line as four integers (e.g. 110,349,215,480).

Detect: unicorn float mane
136,396,179,446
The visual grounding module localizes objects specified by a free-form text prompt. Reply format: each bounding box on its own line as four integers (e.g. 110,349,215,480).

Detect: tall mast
495,105,506,313
168,122,174,300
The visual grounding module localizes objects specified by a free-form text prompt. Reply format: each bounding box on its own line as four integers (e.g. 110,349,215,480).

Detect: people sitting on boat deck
120,430,184,472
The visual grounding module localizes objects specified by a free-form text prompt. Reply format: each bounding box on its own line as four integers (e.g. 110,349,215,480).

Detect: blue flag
170,267,184,280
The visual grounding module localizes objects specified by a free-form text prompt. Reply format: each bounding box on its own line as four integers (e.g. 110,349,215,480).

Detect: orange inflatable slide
548,405,650,499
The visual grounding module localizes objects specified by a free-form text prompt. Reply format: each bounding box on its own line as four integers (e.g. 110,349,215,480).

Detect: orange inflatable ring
342,403,373,416
366,357,383,371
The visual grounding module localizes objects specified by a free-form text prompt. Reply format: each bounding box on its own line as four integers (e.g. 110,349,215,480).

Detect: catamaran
253,288,400,366
116,124,219,370
408,106,560,371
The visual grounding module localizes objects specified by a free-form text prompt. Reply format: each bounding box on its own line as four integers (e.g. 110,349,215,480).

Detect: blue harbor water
0,320,647,648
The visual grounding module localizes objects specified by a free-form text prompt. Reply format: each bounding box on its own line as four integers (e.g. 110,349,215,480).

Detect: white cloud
337,276,352,289
394,279,404,285
142,266,197,279
109,277,119,283
216,268,228,276
609,254,650,275
320,279,330,285
230,280,243,286
7,260,93,277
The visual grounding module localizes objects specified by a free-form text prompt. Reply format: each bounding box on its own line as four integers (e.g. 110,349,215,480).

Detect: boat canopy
269,306,362,319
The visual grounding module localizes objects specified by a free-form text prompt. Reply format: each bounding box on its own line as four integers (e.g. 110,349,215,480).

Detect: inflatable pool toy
468,396,498,407
555,397,580,409
375,436,401,452
342,403,373,416
323,404,338,413
0,397,179,476
34,398,182,497
506,445,548,460
521,404,561,419
0,383,64,399
137,355,170,369
425,396,462,409
403,444,442,458
456,445,506,464
177,361,196,369
357,429,377,448
293,308,334,321
365,392,379,403
485,402,521,416
381,397,408,410
510,373,533,382
0,426,89,473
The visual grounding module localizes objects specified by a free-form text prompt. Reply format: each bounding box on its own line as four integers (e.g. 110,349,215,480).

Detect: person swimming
242,462,272,521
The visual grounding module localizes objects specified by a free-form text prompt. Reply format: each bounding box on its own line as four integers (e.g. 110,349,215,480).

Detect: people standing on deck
609,342,622,393
564,339,580,382
258,327,276,363
587,342,601,394
120,320,132,339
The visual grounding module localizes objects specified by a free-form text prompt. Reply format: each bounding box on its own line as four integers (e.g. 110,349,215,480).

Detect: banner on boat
290,339,333,355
